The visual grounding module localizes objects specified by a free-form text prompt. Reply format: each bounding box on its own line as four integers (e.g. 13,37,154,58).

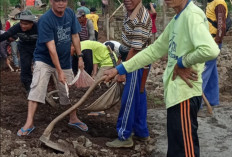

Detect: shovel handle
202,93,213,114
42,76,107,138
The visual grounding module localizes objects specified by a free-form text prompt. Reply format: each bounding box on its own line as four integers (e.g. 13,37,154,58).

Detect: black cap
76,9,86,18
90,7,96,12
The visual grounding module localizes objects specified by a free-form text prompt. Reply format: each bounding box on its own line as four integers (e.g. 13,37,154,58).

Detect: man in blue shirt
17,0,87,136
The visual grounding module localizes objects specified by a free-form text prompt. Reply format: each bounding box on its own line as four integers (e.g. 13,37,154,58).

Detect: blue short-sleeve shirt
34,8,81,69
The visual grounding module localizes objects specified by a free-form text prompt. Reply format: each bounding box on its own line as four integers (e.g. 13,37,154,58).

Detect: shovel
39,76,106,152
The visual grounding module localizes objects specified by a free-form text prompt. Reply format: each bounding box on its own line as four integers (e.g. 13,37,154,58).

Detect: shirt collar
175,0,191,20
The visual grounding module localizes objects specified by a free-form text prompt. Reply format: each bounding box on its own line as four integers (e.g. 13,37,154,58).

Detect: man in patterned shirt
106,0,152,148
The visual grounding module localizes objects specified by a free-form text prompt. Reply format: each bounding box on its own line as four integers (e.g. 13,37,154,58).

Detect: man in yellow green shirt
103,0,220,156
71,40,117,80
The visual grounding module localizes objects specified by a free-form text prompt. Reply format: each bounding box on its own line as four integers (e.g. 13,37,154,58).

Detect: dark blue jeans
18,44,35,92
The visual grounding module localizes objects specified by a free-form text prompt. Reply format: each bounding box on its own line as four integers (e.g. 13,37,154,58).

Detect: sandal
17,126,35,136
68,122,88,132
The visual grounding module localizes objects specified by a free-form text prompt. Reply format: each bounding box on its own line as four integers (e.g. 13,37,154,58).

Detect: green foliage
9,0,20,6
1,0,10,18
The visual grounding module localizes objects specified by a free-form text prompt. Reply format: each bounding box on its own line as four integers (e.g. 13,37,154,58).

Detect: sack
69,69,95,88
80,83,124,111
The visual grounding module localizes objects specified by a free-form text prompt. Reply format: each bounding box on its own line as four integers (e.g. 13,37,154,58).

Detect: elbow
203,46,220,61
209,46,220,60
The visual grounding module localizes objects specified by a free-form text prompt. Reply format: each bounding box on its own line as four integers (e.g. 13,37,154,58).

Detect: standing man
0,11,38,93
104,0,219,156
86,7,99,40
106,0,152,148
77,0,90,14
147,3,157,43
17,0,88,136
203,0,228,106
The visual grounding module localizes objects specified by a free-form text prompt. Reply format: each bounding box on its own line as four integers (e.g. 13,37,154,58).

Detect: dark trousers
72,49,93,76
18,44,35,91
95,30,98,41
167,96,201,157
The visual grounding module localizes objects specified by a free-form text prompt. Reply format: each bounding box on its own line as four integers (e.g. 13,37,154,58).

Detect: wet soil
0,70,158,156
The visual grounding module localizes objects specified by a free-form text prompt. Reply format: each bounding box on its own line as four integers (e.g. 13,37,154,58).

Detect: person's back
81,40,117,67
86,7,99,40
77,1,90,14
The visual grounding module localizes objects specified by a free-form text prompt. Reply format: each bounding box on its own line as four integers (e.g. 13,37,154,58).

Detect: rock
85,138,92,148
72,141,79,148
100,149,108,153
77,136,86,146
6,130,12,135
134,144,141,151
19,154,27,157
53,133,59,138
145,145,156,153
131,153,140,157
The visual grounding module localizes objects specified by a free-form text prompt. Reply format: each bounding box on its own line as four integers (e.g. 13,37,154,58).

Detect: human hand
116,74,126,83
6,58,10,65
172,64,198,88
78,57,85,70
57,70,66,85
103,68,118,82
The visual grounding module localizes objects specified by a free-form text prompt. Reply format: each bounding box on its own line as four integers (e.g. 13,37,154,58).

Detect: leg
17,100,38,135
72,55,78,76
133,69,149,138
106,71,140,148
18,45,34,92
17,61,54,136
56,69,88,131
202,59,219,106
82,49,93,75
167,97,201,157
95,30,98,41
11,41,19,68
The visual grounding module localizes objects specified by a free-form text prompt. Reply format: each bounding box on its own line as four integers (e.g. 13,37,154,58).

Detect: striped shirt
122,2,152,51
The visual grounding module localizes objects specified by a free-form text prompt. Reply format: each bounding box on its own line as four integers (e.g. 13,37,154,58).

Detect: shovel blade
39,135,67,153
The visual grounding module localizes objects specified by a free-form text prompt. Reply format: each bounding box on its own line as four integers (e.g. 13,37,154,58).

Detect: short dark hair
104,42,115,51
15,4,21,9
81,1,86,6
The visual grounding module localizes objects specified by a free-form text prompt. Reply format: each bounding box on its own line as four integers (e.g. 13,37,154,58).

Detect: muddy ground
1,32,232,157
1,67,232,157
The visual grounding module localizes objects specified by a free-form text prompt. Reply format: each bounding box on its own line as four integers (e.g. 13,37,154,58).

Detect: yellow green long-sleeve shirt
117,1,220,109
81,40,118,67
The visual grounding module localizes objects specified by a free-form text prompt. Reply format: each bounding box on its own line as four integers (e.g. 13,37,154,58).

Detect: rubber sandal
17,126,35,136
68,122,88,132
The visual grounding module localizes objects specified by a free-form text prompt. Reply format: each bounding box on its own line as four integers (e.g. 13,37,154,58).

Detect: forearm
92,64,98,76
46,40,62,72
0,32,11,42
72,34,82,55
178,46,219,68
122,33,169,73
215,5,226,44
